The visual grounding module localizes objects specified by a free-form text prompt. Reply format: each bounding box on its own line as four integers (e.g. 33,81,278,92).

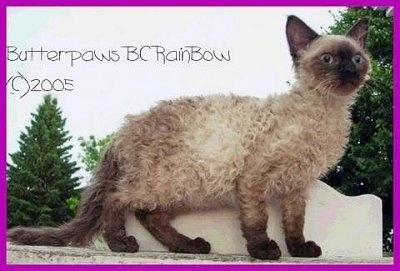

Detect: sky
6,7,345,184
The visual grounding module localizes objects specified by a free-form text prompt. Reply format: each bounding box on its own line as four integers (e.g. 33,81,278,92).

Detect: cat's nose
341,68,357,78
339,63,358,83
342,62,356,72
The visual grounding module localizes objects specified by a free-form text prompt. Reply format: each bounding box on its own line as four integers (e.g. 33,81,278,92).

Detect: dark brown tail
7,144,119,247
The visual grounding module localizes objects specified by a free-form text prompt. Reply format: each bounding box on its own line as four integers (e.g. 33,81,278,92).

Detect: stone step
7,244,393,264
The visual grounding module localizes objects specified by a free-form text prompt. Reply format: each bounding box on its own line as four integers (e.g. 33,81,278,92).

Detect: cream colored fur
111,74,363,211
108,24,371,213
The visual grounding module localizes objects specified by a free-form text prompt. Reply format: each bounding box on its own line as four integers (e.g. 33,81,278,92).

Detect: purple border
0,0,397,6
393,1,398,267
1,1,6,271
1,0,397,271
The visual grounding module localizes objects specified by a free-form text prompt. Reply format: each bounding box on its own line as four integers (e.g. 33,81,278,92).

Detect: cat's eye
352,54,363,64
320,53,333,64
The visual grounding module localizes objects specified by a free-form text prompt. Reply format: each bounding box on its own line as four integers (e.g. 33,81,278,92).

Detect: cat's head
286,15,371,97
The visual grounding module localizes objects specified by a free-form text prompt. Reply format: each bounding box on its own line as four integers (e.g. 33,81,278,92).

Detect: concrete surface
7,244,393,264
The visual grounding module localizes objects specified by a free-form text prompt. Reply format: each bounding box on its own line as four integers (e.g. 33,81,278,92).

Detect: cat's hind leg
102,195,139,253
281,190,321,258
135,209,211,254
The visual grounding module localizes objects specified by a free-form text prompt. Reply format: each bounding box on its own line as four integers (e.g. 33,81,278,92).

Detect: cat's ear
286,15,320,63
346,17,369,49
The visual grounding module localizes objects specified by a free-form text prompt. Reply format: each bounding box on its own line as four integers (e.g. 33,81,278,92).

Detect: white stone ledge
125,181,383,258
7,244,393,264
7,181,387,264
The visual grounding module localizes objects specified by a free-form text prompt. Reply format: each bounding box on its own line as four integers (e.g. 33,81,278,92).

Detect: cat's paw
170,237,211,254
247,239,282,260
191,237,212,254
107,235,139,253
287,240,322,258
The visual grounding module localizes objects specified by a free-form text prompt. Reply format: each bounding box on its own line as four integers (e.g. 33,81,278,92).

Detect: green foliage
66,195,80,215
323,7,393,252
78,134,113,172
7,95,81,228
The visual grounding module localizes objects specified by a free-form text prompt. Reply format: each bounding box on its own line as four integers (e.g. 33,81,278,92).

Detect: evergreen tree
7,95,80,228
323,7,393,252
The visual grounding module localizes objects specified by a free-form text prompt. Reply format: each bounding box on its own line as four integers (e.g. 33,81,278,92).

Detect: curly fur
8,144,119,246
8,16,371,260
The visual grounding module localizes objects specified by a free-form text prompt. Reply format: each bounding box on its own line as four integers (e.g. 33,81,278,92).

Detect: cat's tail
7,143,119,247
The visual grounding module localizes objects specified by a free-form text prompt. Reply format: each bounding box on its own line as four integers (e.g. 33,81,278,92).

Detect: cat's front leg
237,181,282,260
281,190,322,258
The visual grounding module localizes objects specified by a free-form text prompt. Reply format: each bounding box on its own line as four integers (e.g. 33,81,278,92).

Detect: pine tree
7,95,80,228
